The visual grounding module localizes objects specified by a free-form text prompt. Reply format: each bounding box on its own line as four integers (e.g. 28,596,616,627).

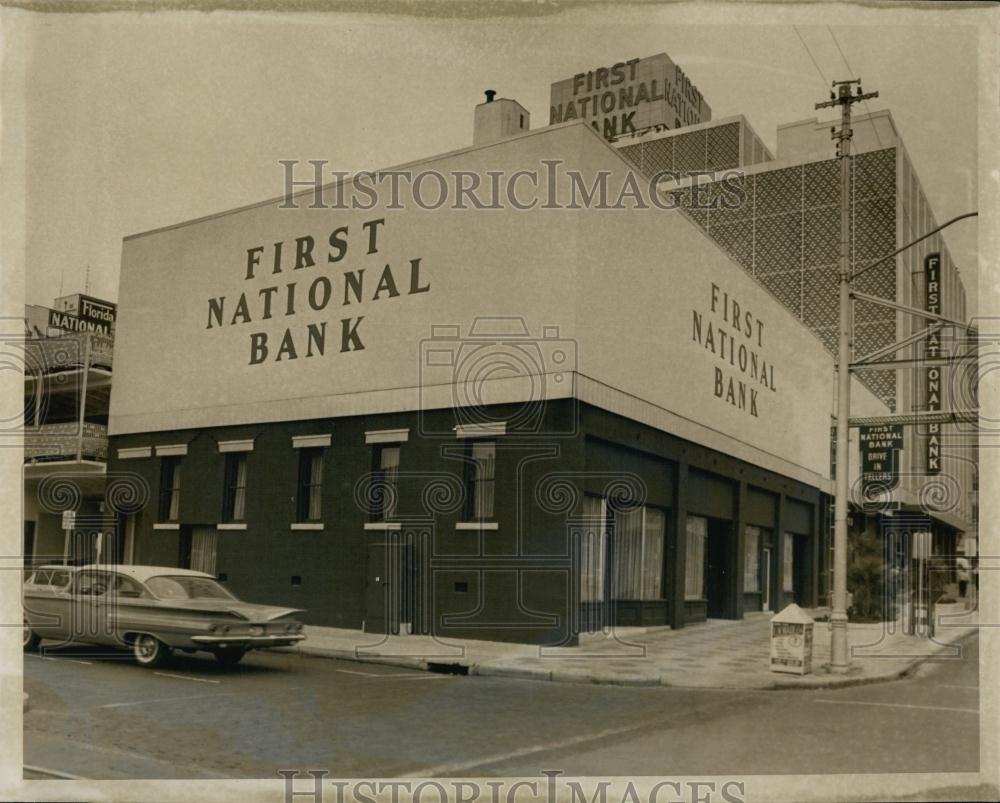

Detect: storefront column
810,500,822,607
818,499,831,607
669,460,689,630
774,493,786,611
732,480,746,620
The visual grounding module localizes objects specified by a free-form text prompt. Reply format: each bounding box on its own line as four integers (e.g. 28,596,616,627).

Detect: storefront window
222,453,247,522
297,447,324,522
643,508,666,599
580,495,607,603
744,525,761,593
374,445,400,520
783,532,794,593
612,506,665,601
685,515,708,600
159,457,181,522
465,440,496,520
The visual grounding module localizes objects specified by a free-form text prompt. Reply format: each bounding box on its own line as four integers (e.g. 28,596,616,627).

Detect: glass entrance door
762,547,772,612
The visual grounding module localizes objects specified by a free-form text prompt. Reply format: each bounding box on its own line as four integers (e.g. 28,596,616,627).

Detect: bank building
101,53,976,644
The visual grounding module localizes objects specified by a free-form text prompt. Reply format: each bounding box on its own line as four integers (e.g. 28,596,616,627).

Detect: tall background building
613,105,977,599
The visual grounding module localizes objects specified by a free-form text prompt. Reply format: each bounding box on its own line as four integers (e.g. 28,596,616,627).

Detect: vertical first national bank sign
924,252,942,474
549,53,711,140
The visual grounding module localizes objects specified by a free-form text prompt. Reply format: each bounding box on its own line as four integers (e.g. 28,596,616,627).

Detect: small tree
926,557,953,603
847,529,885,622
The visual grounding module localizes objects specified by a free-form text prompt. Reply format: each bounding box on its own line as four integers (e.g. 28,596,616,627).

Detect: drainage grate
426,662,469,675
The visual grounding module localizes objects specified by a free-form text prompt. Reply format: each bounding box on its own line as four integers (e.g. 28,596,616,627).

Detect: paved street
24,633,979,780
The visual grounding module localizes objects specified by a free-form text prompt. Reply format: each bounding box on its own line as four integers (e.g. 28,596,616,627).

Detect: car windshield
145,575,236,601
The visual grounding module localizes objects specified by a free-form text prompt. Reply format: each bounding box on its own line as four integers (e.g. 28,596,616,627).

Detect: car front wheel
23,620,40,652
132,634,170,668
214,648,246,667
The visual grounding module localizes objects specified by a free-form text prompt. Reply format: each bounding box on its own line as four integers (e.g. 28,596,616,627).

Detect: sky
4,6,984,315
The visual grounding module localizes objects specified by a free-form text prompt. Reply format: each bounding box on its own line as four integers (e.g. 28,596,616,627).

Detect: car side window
108,574,144,598
49,570,71,588
74,571,110,597
29,570,50,585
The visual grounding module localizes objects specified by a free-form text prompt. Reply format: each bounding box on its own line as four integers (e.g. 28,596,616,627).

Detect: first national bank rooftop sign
549,53,711,140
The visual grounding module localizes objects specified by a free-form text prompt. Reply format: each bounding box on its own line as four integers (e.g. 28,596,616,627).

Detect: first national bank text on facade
204,217,431,364
692,282,777,418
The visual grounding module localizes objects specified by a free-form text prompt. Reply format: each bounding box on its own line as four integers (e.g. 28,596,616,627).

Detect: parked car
23,564,306,667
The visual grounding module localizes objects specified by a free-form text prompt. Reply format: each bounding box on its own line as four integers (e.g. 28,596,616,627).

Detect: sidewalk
276,605,980,690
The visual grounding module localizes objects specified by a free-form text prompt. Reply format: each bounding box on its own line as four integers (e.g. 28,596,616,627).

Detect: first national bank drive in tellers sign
860,424,903,491
549,53,711,140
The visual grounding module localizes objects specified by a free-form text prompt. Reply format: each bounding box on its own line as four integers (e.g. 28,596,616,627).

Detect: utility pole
815,78,878,672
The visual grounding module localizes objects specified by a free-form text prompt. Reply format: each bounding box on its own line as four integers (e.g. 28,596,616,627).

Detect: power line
826,24,853,72
827,25,885,150
793,26,829,89
850,211,978,283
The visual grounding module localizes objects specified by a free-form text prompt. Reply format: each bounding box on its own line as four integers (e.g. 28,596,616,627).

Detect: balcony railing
25,332,113,373
24,422,108,462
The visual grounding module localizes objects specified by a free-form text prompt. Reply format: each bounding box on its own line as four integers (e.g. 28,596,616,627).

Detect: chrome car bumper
190,634,306,647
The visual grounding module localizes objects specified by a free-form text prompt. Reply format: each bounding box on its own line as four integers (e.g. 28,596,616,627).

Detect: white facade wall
112,123,848,489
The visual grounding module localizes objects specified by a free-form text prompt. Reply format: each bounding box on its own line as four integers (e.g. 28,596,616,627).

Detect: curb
592,673,662,687
474,664,552,682
272,628,977,691
277,644,430,672
659,630,978,691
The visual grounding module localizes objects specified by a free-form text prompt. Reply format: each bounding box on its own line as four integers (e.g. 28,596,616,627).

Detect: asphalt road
23,633,980,780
